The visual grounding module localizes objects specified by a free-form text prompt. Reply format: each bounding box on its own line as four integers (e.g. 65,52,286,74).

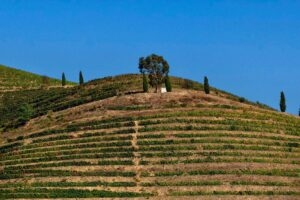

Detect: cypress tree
298,108,300,117
280,91,286,112
165,74,172,92
62,72,66,86
204,76,210,94
142,73,148,92
79,71,84,85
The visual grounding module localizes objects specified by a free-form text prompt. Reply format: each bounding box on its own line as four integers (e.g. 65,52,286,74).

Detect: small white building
161,87,167,93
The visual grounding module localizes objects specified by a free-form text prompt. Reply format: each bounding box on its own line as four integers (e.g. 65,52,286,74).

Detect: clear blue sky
0,0,299,115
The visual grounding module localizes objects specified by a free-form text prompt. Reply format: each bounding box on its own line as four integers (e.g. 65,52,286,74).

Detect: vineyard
0,64,70,92
0,73,274,132
0,76,299,199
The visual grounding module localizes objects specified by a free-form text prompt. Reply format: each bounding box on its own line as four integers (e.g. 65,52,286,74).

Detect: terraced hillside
0,64,73,92
0,75,299,199
0,74,273,132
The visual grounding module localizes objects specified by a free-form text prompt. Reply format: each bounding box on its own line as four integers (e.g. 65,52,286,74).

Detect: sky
0,0,299,115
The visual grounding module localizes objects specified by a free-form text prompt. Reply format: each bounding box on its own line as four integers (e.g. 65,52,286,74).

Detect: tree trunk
155,85,162,93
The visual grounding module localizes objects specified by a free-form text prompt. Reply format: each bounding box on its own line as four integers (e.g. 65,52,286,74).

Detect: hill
0,64,74,92
0,74,274,132
0,74,299,199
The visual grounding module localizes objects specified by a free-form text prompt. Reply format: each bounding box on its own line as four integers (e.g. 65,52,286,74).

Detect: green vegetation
165,74,172,92
0,64,72,91
0,103,299,198
0,188,151,198
17,103,33,125
0,181,137,188
171,191,300,196
0,69,299,199
142,73,148,92
0,73,277,131
204,76,210,94
62,72,66,86
280,91,286,112
139,54,170,92
0,84,118,130
79,70,84,85
141,181,221,187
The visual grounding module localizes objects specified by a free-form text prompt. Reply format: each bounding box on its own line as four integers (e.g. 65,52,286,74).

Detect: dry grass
1,90,299,199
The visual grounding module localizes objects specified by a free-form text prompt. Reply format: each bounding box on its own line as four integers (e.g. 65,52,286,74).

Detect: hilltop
0,72,299,199
0,74,273,132
0,64,74,92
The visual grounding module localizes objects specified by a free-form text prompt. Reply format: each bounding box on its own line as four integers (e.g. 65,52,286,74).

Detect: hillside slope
0,77,299,199
0,64,73,92
0,74,274,132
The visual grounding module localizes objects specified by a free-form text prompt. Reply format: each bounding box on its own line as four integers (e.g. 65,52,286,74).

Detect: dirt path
132,121,141,187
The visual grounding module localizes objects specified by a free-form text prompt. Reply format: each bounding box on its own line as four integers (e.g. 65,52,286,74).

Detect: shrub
287,142,298,147
239,97,246,103
17,103,34,125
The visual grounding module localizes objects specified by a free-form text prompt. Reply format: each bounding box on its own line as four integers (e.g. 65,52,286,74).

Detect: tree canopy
139,54,169,92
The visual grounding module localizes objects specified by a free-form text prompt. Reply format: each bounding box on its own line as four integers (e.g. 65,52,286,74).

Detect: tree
139,54,169,93
280,91,286,112
142,73,148,92
62,72,66,86
204,76,210,94
79,71,84,85
298,108,300,117
165,74,172,92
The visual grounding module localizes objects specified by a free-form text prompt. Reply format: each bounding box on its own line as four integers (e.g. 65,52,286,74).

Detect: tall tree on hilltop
79,71,84,85
204,76,210,94
139,54,169,93
62,72,66,86
142,73,148,92
280,91,286,112
165,74,172,92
